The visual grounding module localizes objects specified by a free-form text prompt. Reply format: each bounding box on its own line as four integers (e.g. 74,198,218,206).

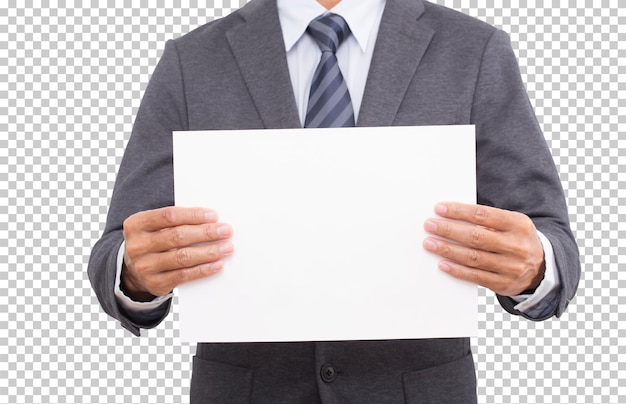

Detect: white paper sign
173,126,477,343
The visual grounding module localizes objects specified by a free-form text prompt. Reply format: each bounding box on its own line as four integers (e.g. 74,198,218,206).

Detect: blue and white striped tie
304,13,355,128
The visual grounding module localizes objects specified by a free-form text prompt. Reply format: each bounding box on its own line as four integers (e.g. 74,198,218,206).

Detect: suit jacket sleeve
88,40,186,335
471,29,580,320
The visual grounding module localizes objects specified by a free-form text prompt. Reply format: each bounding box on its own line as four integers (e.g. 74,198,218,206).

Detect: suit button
320,364,337,383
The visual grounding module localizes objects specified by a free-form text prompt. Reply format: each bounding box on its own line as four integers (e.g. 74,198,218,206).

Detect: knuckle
440,222,453,237
439,243,452,258
514,212,534,233
133,261,150,276
509,243,525,257
450,204,462,217
191,266,207,280
177,268,192,284
517,211,532,226
122,218,132,235
195,264,214,279
469,228,484,246
122,215,140,237
473,206,489,224
514,212,535,232
204,224,218,240
511,239,532,259
161,207,177,225
126,235,153,258
511,262,528,280
124,241,141,258
191,208,206,222
170,227,186,246
467,249,481,267
179,266,208,285
513,243,530,258
521,262,534,278
175,248,193,267
205,244,222,261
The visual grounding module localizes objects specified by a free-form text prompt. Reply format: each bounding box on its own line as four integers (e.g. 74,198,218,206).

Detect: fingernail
424,219,437,233
205,210,218,222
439,262,451,272
423,239,437,252
435,204,448,216
217,223,232,237
220,241,234,255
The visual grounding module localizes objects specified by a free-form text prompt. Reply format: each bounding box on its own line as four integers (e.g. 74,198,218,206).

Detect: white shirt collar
277,0,387,53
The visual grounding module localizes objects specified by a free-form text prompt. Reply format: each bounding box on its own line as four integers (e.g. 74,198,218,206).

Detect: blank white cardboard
173,126,477,343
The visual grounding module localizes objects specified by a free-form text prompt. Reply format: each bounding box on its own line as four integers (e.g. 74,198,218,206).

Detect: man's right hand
120,206,233,301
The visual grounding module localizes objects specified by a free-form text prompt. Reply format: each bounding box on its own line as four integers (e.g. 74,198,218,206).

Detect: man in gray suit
89,0,580,402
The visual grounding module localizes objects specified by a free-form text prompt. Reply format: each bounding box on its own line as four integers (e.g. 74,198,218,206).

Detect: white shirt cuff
114,240,173,314
509,230,560,313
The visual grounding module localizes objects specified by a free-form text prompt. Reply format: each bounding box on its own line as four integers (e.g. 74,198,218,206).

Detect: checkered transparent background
1,1,624,403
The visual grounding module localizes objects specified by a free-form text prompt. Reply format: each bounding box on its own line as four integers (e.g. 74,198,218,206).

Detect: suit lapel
226,0,301,129
357,0,434,127
226,0,433,128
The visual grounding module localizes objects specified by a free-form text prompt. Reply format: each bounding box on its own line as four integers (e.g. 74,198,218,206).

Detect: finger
137,206,218,232
434,202,517,231
148,240,234,272
423,237,503,273
150,222,233,251
423,219,503,253
437,260,510,294
159,260,224,293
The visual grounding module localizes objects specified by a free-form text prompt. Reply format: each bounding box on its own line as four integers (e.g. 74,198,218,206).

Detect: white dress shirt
278,0,386,124
115,0,559,320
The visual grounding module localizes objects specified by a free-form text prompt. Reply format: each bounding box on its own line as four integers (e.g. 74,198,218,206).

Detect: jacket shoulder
173,12,243,47
422,1,499,40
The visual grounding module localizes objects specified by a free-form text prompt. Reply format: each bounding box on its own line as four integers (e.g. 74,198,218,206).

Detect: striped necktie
304,13,355,128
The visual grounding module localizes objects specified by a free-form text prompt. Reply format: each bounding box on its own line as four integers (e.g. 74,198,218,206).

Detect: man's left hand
423,202,545,296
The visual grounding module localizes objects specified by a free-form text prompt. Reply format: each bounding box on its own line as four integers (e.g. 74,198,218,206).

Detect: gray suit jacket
88,0,580,402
